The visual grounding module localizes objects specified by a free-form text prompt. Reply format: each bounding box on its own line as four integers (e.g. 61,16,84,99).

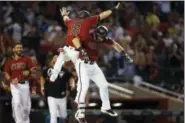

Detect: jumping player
50,2,120,82
73,25,133,123
42,55,75,123
3,43,36,123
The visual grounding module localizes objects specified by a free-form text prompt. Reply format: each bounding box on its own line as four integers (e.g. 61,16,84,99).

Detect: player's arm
24,56,37,77
60,7,70,22
112,41,133,63
72,37,82,49
104,38,133,63
99,2,120,21
3,60,19,85
69,76,75,90
40,76,45,96
111,41,124,53
4,60,11,83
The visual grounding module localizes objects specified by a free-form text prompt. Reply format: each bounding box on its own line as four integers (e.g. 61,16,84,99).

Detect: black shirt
43,67,72,98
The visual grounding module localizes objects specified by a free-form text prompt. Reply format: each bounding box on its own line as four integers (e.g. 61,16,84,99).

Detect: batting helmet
78,10,91,18
94,25,109,42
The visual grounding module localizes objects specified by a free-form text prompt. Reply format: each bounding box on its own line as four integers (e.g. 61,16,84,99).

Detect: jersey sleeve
103,38,114,46
4,59,11,74
64,19,72,26
86,15,99,26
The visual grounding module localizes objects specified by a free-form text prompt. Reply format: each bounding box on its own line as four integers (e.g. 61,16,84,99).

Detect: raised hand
60,7,70,16
114,2,120,10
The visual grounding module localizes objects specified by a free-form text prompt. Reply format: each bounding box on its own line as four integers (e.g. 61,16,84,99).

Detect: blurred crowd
0,1,184,96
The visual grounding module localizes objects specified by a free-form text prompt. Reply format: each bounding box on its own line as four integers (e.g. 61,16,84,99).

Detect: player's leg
20,82,31,123
47,97,58,123
57,97,67,123
74,60,90,123
10,84,24,123
74,61,90,105
90,63,117,117
50,47,70,81
63,45,79,64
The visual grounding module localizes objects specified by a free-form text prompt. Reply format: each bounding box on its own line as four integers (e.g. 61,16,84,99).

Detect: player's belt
83,60,94,65
65,44,78,51
19,80,26,84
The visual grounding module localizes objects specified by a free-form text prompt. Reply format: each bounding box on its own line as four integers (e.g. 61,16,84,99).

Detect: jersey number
70,20,83,36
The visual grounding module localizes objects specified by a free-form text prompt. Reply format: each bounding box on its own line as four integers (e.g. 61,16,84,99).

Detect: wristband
62,15,68,17
77,47,83,51
121,50,126,55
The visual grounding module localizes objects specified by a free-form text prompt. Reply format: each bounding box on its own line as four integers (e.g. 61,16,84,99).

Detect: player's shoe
75,109,87,123
101,109,118,117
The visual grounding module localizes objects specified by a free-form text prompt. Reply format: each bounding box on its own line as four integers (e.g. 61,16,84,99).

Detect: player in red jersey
73,25,133,123
3,43,36,123
50,3,121,83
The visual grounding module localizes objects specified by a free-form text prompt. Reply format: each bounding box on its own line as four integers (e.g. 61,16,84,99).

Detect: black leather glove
78,47,90,62
122,51,133,63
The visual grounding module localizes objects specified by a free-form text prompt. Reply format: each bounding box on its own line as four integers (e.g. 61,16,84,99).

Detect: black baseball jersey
43,67,72,98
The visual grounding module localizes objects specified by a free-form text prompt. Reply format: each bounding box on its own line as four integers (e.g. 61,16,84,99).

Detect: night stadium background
0,1,184,123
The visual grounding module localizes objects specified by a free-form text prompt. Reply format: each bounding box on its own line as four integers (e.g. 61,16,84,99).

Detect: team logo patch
59,71,64,78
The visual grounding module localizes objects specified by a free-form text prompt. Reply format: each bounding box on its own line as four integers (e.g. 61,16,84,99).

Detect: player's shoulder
4,57,13,64
22,55,31,60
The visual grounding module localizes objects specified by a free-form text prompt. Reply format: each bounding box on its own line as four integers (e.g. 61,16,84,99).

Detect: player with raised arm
50,2,121,82
73,25,133,123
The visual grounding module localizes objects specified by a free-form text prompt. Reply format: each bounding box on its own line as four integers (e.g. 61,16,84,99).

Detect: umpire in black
41,55,75,123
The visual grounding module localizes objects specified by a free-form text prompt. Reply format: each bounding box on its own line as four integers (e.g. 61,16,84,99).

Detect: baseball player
3,42,36,123
41,55,75,123
50,2,121,82
73,25,133,122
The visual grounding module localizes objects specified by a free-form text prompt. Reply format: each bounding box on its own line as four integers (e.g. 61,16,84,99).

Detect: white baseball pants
47,96,67,123
10,81,31,123
74,59,111,110
50,45,79,82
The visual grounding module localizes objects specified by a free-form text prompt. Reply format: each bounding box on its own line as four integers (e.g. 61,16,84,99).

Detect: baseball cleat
75,109,87,123
49,73,58,82
101,109,118,117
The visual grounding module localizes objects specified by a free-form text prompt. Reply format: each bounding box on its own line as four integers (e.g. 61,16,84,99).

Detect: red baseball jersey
64,16,99,47
4,56,35,82
80,34,114,62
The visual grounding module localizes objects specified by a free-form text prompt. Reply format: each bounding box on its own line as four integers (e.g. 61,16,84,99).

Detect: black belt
83,60,94,65
65,44,78,51
65,44,94,65
19,81,26,84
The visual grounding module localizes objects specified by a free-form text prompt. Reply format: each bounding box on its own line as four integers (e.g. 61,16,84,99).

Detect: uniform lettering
11,62,26,71
69,20,83,36
88,41,97,50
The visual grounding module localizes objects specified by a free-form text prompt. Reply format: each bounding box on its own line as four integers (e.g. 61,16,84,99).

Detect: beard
15,51,23,56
